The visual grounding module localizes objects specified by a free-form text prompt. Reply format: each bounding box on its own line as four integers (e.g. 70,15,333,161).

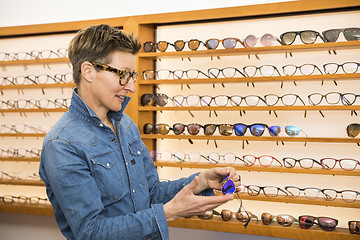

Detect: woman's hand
163,176,234,221
193,167,241,194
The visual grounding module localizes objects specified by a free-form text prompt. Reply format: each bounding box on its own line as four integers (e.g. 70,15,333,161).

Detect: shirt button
137,151,141,155
99,123,103,127
132,189,135,193
126,162,129,166
106,163,110,167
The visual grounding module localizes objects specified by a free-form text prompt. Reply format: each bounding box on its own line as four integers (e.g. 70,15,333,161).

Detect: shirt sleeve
40,138,169,240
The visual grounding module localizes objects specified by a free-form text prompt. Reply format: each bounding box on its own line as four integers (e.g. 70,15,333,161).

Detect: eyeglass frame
91,62,138,86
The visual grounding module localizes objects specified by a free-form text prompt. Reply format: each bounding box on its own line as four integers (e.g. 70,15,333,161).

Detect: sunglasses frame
280,30,325,45
299,215,338,231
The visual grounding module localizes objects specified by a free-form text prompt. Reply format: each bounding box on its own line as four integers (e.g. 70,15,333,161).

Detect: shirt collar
71,88,131,121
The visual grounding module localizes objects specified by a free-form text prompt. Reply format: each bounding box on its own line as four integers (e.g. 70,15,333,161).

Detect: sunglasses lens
260,33,275,46
206,39,219,50
268,126,280,136
261,213,273,225
157,41,168,52
323,29,340,42
249,124,266,136
235,211,251,223
188,124,202,135
222,179,235,195
223,38,237,49
155,124,171,135
349,221,360,235
234,124,247,136
281,32,296,45
300,31,317,44
219,124,233,136
173,123,185,135
154,94,168,107
318,217,338,231
347,123,360,138
299,216,315,229
143,42,154,52
143,123,154,134
344,28,360,41
188,39,201,50
277,215,294,227
174,40,185,51
221,210,232,221
285,126,301,137
198,210,214,220
244,35,257,48
140,94,152,106
204,124,216,135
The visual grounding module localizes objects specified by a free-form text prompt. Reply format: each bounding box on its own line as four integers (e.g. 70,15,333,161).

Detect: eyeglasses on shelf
322,27,360,42
279,30,325,45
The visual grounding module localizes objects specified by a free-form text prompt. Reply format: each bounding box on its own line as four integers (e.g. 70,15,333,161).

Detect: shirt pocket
128,139,146,186
90,150,125,201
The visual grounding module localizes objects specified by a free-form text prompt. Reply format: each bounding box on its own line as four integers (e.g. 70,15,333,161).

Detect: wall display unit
1,1,360,239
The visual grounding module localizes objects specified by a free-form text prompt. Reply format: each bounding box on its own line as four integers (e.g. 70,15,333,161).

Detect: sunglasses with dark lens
91,62,138,86
261,213,297,227
282,64,323,76
323,62,360,74
347,123,360,138
143,41,174,52
233,123,280,137
284,186,322,200
322,28,360,42
280,30,325,45
299,215,338,231
208,67,246,78
320,158,360,171
205,38,245,50
173,39,206,51
282,157,322,169
203,124,234,136
246,185,288,197
243,65,281,77
242,155,283,167
348,221,360,235
220,175,251,228
143,123,172,135
140,93,169,107
321,189,360,202
264,94,305,106
308,92,360,106
172,123,203,135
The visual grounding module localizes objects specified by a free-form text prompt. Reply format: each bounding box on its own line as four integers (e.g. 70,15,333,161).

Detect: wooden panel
168,217,358,240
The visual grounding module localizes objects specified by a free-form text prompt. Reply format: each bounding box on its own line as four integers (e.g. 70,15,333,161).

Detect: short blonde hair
68,24,141,85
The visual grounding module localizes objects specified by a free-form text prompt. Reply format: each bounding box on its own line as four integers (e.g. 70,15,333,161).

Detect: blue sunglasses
220,174,250,228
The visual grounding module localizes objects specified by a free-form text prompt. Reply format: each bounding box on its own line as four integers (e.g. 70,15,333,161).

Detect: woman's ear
80,62,95,83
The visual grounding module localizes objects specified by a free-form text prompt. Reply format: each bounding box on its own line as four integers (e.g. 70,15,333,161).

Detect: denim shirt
39,89,213,240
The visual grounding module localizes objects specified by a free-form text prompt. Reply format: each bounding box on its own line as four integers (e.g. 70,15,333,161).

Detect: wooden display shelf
168,217,357,240
0,83,75,89
0,203,53,216
0,133,46,138
154,161,360,176
0,57,69,66
138,73,360,85
141,134,360,144
0,108,68,113
0,179,44,186
139,105,360,112
138,41,360,59
0,157,40,162
234,193,360,209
